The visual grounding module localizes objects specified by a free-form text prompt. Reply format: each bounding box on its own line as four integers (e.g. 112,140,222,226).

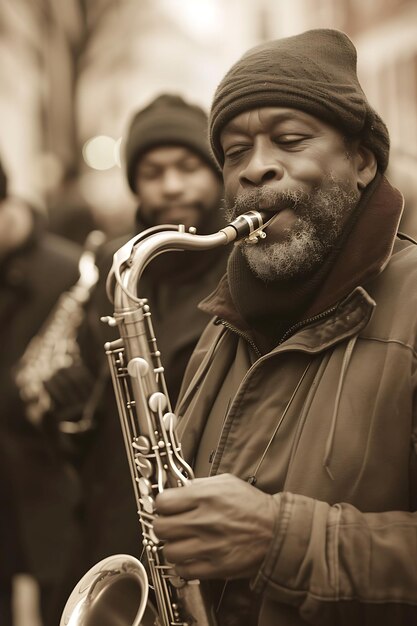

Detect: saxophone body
60,211,270,626
15,229,105,426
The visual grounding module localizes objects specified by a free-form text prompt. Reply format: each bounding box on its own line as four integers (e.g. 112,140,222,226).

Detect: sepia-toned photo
0,2,416,625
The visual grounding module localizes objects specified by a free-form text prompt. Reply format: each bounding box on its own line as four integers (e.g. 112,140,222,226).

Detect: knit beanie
125,94,220,192
0,157,7,200
209,28,390,172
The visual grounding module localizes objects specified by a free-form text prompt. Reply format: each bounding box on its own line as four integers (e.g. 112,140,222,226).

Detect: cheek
286,153,331,184
224,186,237,210
190,172,222,204
290,145,354,185
137,182,160,206
223,171,239,205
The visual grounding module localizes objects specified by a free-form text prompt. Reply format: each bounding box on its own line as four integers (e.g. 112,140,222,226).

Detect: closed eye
274,134,311,148
137,167,161,180
224,144,251,162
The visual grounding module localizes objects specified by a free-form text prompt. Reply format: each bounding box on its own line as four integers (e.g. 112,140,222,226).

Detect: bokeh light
82,135,118,170
161,0,222,40
114,136,122,168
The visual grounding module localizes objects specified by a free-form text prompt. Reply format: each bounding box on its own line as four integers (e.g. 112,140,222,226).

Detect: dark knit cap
209,28,390,172
125,94,220,192
0,157,7,200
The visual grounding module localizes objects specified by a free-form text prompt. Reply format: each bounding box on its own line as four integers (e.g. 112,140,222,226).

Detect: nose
238,146,284,188
161,168,185,196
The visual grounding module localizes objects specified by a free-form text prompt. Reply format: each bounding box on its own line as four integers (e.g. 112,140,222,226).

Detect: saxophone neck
108,210,270,307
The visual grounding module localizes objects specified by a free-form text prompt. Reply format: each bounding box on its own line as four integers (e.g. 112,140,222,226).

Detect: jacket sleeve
252,492,417,624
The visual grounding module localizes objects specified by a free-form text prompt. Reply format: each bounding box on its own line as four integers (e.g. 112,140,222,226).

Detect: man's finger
174,559,215,581
163,537,209,563
153,507,202,540
155,485,200,515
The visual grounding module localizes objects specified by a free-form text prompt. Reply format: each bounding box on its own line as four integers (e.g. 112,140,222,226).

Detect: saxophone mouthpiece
221,210,271,244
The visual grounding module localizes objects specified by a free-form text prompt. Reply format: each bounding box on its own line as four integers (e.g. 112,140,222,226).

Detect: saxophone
60,210,271,626
15,229,106,426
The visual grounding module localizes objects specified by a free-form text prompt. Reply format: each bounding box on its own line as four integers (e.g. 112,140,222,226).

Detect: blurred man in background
0,155,82,626
47,94,228,620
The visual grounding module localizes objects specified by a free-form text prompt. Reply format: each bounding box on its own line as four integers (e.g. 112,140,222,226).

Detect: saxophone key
141,493,155,514
134,455,153,479
132,435,151,454
163,411,178,431
101,315,118,327
148,527,160,546
148,391,168,413
127,356,149,378
138,510,154,523
138,477,152,496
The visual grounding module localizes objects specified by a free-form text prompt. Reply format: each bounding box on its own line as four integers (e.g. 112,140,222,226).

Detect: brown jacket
176,177,417,625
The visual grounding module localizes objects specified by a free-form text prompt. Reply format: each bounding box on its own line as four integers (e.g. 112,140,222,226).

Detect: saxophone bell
60,554,157,626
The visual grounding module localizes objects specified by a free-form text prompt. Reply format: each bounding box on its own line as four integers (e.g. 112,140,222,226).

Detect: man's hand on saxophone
153,473,278,580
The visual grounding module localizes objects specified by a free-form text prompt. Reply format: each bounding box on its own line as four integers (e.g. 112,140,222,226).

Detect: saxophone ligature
60,210,272,626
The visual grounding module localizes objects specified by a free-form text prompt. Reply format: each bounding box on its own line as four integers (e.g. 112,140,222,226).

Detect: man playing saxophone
150,29,417,626
47,93,227,622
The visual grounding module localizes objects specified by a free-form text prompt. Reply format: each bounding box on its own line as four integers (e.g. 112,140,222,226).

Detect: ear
355,145,377,190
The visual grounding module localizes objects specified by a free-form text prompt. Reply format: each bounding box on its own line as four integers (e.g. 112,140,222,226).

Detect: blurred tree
0,0,272,238
0,0,155,233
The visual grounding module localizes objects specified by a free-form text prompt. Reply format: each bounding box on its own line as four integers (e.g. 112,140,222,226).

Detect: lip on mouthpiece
220,210,274,244
231,210,269,237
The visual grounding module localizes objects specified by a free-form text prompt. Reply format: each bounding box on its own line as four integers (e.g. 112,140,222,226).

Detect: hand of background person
153,473,278,580
44,361,95,422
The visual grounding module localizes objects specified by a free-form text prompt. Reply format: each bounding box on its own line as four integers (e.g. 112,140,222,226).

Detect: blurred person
48,200,98,246
46,173,103,246
0,156,82,626
145,29,417,625
46,94,227,620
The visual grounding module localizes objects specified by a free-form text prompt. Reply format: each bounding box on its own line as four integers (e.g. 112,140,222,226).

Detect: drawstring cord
250,362,312,479
322,335,358,480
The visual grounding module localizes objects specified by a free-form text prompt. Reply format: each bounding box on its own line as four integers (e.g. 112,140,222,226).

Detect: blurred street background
1,1,416,624
1,0,417,243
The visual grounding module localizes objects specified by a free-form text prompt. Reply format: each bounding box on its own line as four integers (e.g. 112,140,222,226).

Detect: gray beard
224,180,360,282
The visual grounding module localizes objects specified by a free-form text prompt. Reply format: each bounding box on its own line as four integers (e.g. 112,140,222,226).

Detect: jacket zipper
218,302,339,352
217,319,262,358
278,304,339,345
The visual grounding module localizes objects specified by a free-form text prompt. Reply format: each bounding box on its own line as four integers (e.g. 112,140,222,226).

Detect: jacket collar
199,175,404,332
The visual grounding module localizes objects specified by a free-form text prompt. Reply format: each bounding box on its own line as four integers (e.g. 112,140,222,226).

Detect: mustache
223,188,309,221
